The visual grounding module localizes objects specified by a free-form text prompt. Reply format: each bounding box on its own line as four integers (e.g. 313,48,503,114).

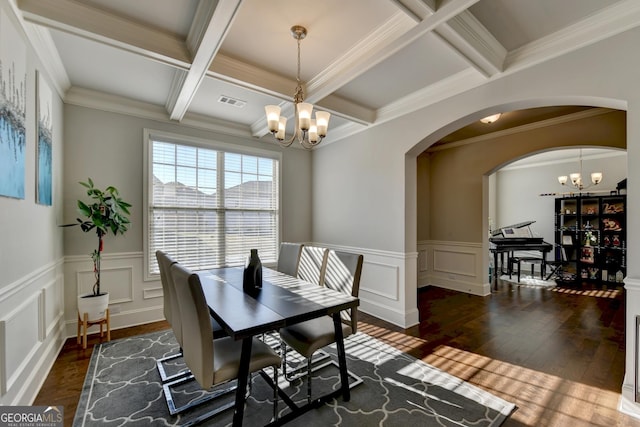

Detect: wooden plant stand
77,308,110,349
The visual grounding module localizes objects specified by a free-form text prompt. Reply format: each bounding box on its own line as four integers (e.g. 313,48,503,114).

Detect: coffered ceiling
13,0,639,145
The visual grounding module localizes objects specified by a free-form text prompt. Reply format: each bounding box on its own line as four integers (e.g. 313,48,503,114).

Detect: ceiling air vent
218,95,246,108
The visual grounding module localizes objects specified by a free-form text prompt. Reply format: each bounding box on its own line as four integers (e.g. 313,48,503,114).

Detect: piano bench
509,256,545,282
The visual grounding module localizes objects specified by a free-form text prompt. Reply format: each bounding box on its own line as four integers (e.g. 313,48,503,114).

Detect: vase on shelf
243,249,263,295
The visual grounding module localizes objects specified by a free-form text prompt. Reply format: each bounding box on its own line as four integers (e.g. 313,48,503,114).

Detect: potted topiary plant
74,178,131,320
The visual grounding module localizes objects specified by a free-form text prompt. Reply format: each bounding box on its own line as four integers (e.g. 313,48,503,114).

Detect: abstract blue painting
37,70,52,206
0,9,26,200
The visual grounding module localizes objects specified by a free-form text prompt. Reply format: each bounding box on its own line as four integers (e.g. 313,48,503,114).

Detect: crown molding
505,0,640,73
427,107,615,152
64,86,251,138
501,149,626,171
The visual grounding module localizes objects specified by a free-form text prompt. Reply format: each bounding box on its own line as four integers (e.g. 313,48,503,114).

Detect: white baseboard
359,300,419,329
619,382,640,420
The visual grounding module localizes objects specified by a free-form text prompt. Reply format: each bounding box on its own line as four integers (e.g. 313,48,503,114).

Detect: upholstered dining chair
165,263,281,423
155,250,227,383
279,249,364,403
296,245,329,286
276,242,303,276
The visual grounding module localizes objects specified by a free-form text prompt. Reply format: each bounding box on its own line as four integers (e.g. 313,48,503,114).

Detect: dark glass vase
243,249,262,295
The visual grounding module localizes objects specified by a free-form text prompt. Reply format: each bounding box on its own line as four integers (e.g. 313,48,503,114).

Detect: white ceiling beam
17,0,191,68
435,11,506,77
166,0,242,121
308,0,481,101
391,0,505,76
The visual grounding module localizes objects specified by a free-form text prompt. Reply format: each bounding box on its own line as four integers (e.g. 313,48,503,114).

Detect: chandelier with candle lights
264,25,330,149
557,149,603,191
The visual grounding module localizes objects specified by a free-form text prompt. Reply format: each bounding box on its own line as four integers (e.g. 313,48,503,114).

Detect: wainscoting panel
43,275,64,339
76,266,134,304
433,249,476,277
64,252,164,338
419,240,490,296
360,260,399,301
312,243,419,328
0,260,65,405
0,295,41,394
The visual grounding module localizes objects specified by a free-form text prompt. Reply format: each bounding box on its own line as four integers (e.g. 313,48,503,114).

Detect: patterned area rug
73,330,515,426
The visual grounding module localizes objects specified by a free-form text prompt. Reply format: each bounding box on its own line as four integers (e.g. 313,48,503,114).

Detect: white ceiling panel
78,0,199,37
189,77,282,126
469,0,625,51
334,31,471,109
50,29,176,106
220,0,401,81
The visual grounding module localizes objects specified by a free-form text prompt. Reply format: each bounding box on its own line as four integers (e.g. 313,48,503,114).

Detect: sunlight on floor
423,345,624,426
357,321,630,426
357,322,427,353
550,286,621,299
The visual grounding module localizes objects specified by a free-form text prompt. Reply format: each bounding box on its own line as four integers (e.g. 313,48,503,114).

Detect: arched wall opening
412,104,626,296
489,147,627,258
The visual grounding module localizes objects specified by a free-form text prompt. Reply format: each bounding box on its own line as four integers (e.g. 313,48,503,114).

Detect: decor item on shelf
264,25,330,149
580,247,594,263
603,202,624,213
480,113,501,123
243,248,263,295
603,218,622,231
583,230,597,246
70,178,131,320
557,149,602,191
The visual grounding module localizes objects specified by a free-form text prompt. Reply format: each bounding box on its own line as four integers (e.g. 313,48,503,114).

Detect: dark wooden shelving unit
554,194,626,286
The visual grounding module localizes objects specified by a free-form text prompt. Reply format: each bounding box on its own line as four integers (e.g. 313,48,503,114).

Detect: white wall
313,23,640,416
0,3,65,405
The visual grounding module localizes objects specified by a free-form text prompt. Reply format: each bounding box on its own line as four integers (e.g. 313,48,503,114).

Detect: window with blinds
147,138,279,276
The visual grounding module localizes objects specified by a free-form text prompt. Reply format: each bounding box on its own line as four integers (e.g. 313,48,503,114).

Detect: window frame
143,128,282,281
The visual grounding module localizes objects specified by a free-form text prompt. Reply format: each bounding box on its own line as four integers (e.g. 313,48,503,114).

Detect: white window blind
148,139,279,275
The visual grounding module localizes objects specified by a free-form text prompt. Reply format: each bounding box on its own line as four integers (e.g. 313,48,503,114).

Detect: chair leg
162,375,237,416
307,357,312,404
273,367,279,421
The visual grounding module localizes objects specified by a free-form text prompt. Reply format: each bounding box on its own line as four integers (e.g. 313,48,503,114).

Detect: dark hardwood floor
35,279,640,426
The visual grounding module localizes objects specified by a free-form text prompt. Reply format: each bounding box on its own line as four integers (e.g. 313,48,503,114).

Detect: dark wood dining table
197,267,359,427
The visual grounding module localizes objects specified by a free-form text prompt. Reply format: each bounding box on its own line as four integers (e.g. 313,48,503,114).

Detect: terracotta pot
77,292,109,321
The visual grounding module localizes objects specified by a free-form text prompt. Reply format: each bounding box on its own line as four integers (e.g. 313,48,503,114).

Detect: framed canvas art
0,9,27,199
36,70,52,205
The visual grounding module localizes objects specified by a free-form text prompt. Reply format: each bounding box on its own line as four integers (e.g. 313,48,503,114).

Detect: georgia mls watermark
0,406,63,427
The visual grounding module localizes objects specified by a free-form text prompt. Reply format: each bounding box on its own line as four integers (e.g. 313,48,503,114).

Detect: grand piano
489,220,553,288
